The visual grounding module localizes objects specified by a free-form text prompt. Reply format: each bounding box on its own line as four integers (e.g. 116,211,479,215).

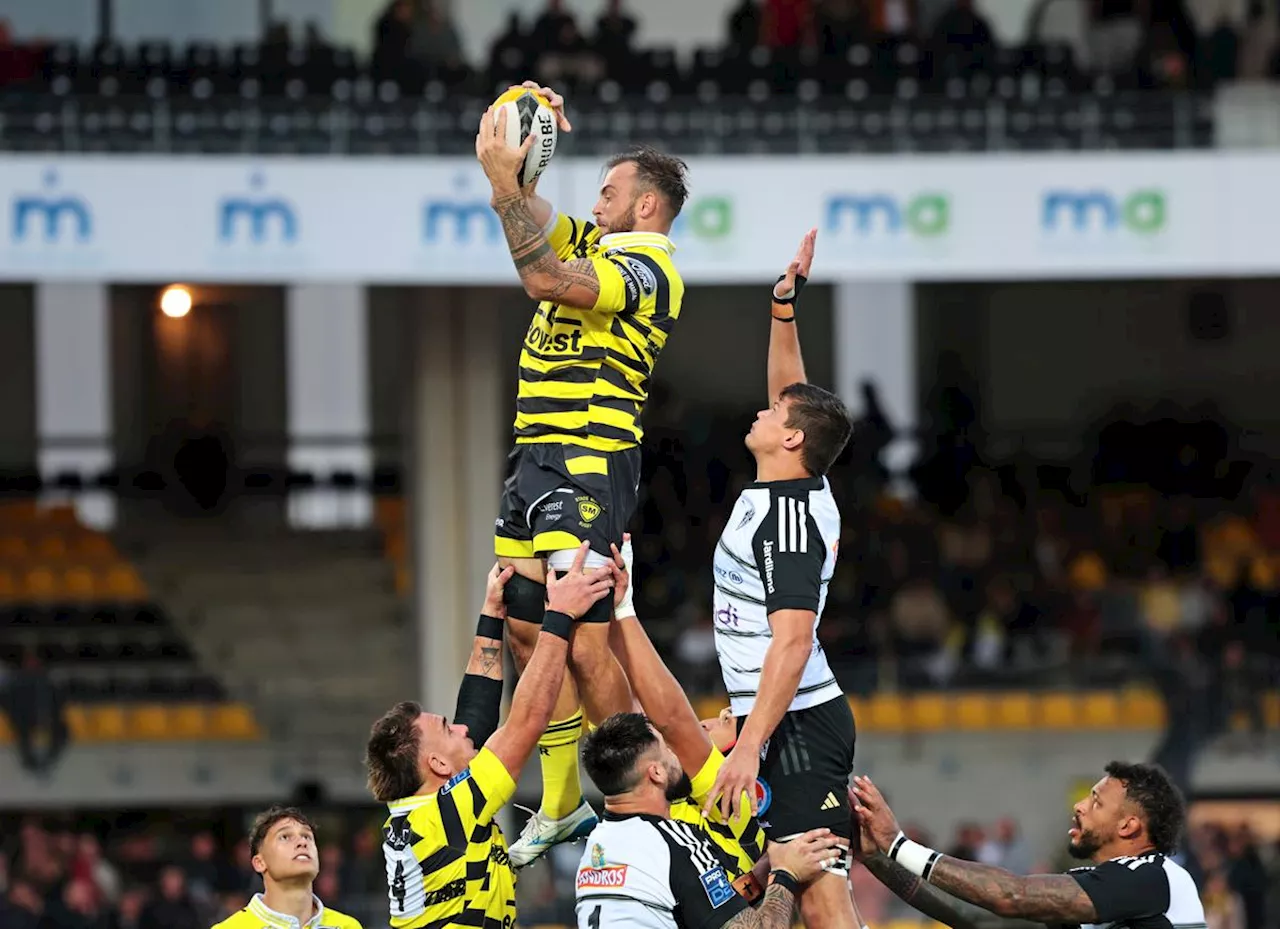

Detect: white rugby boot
509,799,599,869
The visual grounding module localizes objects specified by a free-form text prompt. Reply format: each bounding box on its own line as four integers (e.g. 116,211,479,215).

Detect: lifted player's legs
501,557,598,868
799,869,860,929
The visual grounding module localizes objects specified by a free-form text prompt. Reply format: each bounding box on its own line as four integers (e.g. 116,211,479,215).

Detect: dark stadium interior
2,2,1280,929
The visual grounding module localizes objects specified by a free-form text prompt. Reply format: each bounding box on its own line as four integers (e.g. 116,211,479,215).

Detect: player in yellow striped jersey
474,80,689,865
212,806,363,929
363,546,614,929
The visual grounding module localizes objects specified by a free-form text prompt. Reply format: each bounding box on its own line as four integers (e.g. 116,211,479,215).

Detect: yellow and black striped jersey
380,747,517,929
669,747,768,887
212,894,363,929
514,213,685,452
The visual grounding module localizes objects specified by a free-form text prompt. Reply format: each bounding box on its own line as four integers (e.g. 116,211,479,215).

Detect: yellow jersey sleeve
456,746,517,826
589,250,678,315
690,748,768,865
546,213,597,261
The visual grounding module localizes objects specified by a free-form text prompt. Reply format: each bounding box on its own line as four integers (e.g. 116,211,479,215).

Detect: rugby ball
492,88,558,188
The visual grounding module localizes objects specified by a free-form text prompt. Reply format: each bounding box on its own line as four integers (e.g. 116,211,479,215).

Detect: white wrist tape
888,831,942,882
614,537,636,620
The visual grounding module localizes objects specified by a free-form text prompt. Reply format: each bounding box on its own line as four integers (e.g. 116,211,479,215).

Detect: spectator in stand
371,0,414,80
762,0,814,48
220,838,256,896
978,818,1033,874
946,822,985,861
115,888,148,929
815,0,871,56
0,879,45,929
866,0,919,37
1202,10,1241,82
930,0,998,66
1203,869,1246,929
1088,0,1145,73
488,12,528,77
44,878,106,929
139,865,199,929
340,828,382,899
728,0,764,48
410,0,464,76
185,831,221,907
5,646,69,777
595,0,638,61
70,834,120,908
1226,826,1267,929
531,0,578,54
1238,0,1279,79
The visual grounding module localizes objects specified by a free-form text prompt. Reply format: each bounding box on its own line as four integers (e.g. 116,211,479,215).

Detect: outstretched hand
545,541,614,620
483,563,517,618
475,106,533,196
850,774,903,854
774,228,816,303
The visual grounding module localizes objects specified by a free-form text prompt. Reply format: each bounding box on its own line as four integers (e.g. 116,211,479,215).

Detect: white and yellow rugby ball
492,88,558,188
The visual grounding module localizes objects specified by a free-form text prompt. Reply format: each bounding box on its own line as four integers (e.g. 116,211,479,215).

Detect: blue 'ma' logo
12,170,92,244
1041,189,1165,235
218,172,298,244
423,175,500,244
825,193,949,238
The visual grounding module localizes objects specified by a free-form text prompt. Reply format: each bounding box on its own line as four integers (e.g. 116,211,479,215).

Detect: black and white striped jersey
1067,853,1205,929
711,476,843,717
575,812,749,929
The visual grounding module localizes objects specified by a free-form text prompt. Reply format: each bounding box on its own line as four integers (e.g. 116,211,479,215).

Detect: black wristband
541,610,573,641
772,272,808,307
476,614,504,640
769,869,800,896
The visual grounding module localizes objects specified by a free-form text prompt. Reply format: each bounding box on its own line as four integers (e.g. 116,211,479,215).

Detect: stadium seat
128,703,172,740
22,566,58,602
103,565,147,602
865,692,907,731
209,703,262,740
1121,688,1167,728
993,692,1034,729
1039,693,1079,729
906,693,949,732
952,693,994,730
62,566,99,600
1079,692,1122,729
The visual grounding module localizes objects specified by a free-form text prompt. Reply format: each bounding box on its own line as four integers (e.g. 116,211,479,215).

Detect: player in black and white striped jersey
851,761,1206,929
574,713,846,929
701,230,859,929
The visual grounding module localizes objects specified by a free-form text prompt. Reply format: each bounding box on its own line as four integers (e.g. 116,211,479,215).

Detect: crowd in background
2,810,1278,929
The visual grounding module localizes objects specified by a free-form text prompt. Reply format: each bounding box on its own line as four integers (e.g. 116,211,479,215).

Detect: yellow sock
538,710,584,820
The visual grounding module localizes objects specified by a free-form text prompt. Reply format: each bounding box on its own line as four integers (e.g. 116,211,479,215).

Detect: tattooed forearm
479,646,501,678
927,858,1098,922
492,191,558,277
465,637,504,680
543,259,601,300
721,882,795,929
864,854,986,929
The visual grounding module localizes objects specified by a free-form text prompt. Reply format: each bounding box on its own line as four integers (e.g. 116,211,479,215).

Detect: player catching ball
701,229,860,929
474,80,690,867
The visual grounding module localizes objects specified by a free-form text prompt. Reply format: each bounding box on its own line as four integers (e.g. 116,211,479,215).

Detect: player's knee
503,573,546,626
568,620,613,674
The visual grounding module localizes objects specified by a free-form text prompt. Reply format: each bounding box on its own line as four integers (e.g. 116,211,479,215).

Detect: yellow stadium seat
63,566,99,601
75,533,116,561
846,696,864,727
34,535,70,561
83,705,128,742
1040,693,1079,729
394,562,410,596
1121,689,1166,728
907,693,949,732
0,535,28,560
103,565,147,601
170,704,210,739
0,500,39,524
1262,692,1278,728
1079,692,1121,729
993,692,1034,729
386,531,407,563
693,696,725,721
0,711,12,744
865,693,906,732
41,504,79,528
377,497,406,531
953,693,993,730
64,705,90,740
22,566,58,602
129,705,172,741
210,703,262,740
0,569,18,602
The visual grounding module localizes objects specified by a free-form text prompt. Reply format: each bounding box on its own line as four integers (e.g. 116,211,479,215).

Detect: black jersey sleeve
752,491,826,614
657,820,750,929
1070,858,1170,923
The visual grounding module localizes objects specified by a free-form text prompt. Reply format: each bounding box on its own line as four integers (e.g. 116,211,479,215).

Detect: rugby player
364,545,611,929
577,712,847,929
212,806,362,929
474,80,690,865
701,230,858,929
851,764,1206,929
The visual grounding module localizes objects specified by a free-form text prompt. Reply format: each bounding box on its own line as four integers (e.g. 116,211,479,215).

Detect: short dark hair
780,383,853,476
1105,761,1185,854
365,701,424,803
582,712,659,796
248,806,316,857
605,146,690,218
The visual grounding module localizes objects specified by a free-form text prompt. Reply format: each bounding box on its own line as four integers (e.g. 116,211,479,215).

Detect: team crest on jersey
754,778,772,817
591,843,606,868
441,770,471,794
577,496,601,525
700,865,736,907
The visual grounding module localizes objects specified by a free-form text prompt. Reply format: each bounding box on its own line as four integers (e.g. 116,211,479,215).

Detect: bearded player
474,80,689,866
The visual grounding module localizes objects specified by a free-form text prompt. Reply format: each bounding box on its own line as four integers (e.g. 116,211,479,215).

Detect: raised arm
450,564,514,748
485,543,613,777
767,229,815,405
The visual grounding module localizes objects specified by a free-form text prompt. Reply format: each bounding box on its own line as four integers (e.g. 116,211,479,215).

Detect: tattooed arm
719,882,797,929
491,189,603,308
451,565,513,747
923,859,1098,922
863,853,1047,929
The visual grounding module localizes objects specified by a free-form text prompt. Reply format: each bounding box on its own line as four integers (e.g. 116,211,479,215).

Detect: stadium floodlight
160,285,193,318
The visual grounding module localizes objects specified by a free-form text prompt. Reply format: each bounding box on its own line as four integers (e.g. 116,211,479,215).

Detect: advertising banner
0,152,1273,283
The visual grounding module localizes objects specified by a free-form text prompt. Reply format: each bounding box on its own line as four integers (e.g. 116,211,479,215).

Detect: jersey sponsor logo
736,502,756,531
614,260,643,303
715,604,742,628
591,843,607,868
525,322,584,355
422,878,467,907
577,497,602,525
625,258,658,295
820,791,841,811
441,770,471,794
762,539,776,594
385,816,415,851
576,865,629,888
700,865,737,907
715,563,744,586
